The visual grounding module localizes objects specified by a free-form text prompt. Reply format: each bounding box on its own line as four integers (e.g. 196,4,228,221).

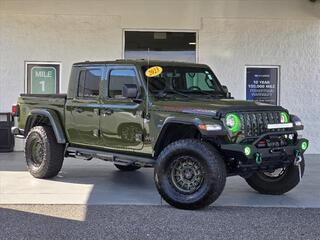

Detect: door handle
101,108,114,116
74,107,83,113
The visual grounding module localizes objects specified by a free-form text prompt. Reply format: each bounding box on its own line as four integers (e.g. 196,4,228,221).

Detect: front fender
151,113,225,154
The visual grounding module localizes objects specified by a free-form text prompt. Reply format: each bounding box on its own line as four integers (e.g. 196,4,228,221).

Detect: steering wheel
188,86,202,91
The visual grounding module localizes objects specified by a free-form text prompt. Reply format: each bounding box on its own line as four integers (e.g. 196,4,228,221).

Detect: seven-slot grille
238,111,282,137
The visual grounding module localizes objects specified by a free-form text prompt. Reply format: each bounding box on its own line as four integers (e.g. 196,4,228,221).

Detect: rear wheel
154,139,226,210
25,126,64,179
114,164,141,171
245,157,305,195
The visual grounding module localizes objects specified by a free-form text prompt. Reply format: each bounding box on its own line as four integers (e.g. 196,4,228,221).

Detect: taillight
12,104,19,117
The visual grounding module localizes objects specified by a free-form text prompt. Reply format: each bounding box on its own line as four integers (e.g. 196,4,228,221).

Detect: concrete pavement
0,152,319,207
1,205,320,240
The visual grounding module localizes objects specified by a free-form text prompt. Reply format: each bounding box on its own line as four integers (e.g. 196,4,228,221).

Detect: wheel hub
30,138,44,166
183,169,194,180
170,156,204,194
263,168,286,178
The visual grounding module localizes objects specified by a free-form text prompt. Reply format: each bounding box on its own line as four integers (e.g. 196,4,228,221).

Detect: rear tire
114,164,141,171
245,157,305,195
25,126,64,179
154,139,226,210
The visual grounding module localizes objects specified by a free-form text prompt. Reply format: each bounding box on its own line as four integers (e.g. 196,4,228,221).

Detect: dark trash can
0,113,15,152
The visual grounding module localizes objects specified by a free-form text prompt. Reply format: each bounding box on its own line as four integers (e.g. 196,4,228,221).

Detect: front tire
154,139,227,210
25,126,64,179
245,157,305,195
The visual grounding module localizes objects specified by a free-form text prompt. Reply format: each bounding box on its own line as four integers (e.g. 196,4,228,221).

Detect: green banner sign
30,67,57,94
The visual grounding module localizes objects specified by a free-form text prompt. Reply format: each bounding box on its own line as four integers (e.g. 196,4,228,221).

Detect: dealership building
0,0,319,153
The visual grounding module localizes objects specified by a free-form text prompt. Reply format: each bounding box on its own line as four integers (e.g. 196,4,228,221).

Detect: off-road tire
245,157,305,195
114,164,141,171
154,139,227,210
25,126,64,179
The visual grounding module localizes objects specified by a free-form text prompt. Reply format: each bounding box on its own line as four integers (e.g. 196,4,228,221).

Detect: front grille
238,111,282,137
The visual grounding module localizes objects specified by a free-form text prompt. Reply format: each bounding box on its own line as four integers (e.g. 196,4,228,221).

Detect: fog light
244,146,251,156
301,141,308,151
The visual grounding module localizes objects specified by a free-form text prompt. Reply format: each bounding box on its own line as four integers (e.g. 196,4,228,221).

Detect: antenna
145,48,150,119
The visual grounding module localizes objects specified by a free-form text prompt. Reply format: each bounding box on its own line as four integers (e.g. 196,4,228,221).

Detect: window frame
141,65,225,94
106,65,141,100
76,66,104,99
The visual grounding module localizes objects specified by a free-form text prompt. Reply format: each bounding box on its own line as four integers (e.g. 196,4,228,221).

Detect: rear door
100,65,144,151
65,66,105,147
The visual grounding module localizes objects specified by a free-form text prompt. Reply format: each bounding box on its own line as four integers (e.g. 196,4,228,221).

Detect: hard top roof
73,59,208,68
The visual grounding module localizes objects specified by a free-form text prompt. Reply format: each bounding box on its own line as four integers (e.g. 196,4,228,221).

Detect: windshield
142,66,225,96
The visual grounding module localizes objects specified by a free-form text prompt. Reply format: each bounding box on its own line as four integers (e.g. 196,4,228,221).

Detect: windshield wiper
155,89,191,99
191,91,212,97
205,92,226,98
168,89,191,98
179,90,224,99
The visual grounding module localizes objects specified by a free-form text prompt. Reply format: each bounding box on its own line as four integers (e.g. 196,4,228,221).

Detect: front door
100,66,144,151
65,66,104,147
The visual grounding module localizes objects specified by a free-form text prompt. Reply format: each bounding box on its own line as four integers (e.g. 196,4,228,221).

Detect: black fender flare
153,118,199,156
25,109,66,144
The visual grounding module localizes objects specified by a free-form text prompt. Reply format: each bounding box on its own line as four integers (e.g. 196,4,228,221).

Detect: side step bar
66,147,155,167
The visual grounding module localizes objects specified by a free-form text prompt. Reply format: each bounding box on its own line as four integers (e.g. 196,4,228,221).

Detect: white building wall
200,18,320,154
0,14,122,100
0,0,319,153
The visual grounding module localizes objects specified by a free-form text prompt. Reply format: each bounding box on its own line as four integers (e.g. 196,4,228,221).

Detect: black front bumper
220,131,308,174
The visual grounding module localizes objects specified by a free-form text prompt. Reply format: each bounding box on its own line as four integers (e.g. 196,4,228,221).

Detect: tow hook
255,153,262,165
294,150,303,181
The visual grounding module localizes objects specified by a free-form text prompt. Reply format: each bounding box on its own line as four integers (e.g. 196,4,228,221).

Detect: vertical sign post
245,66,280,105
25,62,61,94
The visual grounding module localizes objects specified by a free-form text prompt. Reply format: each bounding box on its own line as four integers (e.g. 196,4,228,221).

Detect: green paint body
16,60,308,160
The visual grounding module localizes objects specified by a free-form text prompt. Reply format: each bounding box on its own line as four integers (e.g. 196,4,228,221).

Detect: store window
124,31,196,63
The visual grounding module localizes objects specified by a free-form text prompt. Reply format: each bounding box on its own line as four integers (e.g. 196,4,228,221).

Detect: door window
77,69,102,98
109,69,137,98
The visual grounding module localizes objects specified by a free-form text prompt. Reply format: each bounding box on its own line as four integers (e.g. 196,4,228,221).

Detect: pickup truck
12,59,309,209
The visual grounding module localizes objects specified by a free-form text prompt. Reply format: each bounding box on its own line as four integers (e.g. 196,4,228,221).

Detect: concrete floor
1,205,320,240
0,152,319,208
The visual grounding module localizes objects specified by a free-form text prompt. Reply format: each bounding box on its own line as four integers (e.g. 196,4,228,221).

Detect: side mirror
222,85,228,93
222,85,232,98
122,84,138,99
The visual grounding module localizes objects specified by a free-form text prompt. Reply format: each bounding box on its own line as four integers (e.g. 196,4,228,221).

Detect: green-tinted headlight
301,141,308,151
280,112,289,123
225,113,241,133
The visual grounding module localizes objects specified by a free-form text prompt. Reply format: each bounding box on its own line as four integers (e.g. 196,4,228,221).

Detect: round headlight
280,112,289,123
225,113,241,133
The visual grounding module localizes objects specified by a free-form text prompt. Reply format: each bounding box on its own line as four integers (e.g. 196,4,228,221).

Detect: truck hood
152,98,286,117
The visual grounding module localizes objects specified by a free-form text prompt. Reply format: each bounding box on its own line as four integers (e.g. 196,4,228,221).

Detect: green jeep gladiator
12,60,309,209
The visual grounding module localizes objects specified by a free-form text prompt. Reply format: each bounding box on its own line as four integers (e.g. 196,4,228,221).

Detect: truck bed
17,94,67,130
